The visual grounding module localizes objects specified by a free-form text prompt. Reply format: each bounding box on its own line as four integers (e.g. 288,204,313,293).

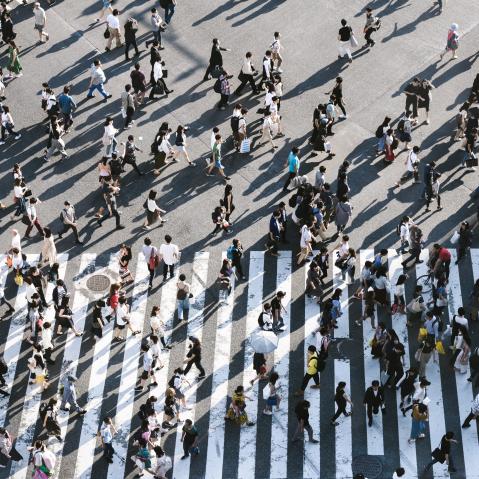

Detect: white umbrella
250,329,278,353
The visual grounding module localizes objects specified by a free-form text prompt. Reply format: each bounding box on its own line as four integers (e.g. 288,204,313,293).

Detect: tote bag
240,138,250,154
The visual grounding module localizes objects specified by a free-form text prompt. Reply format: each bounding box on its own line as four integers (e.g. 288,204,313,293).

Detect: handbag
238,70,246,82
466,155,478,168
240,138,250,154
148,249,159,270
162,69,168,78
414,347,423,362
407,297,422,313
435,340,446,355
14,273,23,286
431,446,446,463
350,34,358,48
103,26,110,39
450,231,460,244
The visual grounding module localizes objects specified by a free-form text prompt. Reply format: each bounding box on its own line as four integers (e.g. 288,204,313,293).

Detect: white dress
41,236,57,266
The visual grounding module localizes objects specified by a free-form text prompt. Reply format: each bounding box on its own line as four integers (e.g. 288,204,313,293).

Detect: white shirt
150,314,165,336
153,61,163,82
238,117,246,133
395,283,405,297
453,314,469,330
13,185,24,199
242,58,253,75
262,116,273,131
158,137,172,154
11,233,21,252
42,327,53,349
104,124,116,140
143,349,153,371
26,283,37,303
142,245,155,261
400,223,410,242
300,225,312,249
147,199,158,213
263,57,271,78
338,242,349,257
264,91,274,107
115,303,129,326
271,37,281,53
12,253,23,270
100,423,113,444
26,204,37,221
210,131,217,150
406,150,418,172
159,243,179,265
106,13,120,29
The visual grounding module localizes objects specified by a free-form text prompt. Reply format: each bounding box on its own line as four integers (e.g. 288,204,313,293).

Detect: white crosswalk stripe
1,248,479,478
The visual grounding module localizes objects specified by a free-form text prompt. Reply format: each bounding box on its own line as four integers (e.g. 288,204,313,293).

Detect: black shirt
271,297,281,315
338,26,352,41
439,436,451,455
295,403,310,425
332,83,343,100
187,344,202,361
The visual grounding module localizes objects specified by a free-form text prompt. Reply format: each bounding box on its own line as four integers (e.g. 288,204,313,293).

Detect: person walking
105,9,122,51
121,135,144,174
235,52,258,95
58,201,83,244
176,274,191,321
40,227,57,266
180,419,199,459
461,392,479,428
338,19,353,64
408,402,428,443
282,146,300,191
7,40,22,78
335,195,353,234
163,0,176,24
172,125,195,166
121,85,136,128
142,237,159,289
292,400,319,443
0,428,22,468
60,375,86,415
424,431,457,473
363,380,385,427
227,238,245,280
43,115,69,161
207,134,230,180
331,381,353,425
33,2,49,43
97,184,125,230
86,60,112,100
203,38,230,81
41,397,61,441
0,105,21,144
440,23,459,60
217,70,231,110
294,345,322,396
99,417,116,463
183,336,205,379
262,371,281,415
456,221,472,263
130,63,147,105
102,116,119,157
270,32,284,72
159,235,179,283
57,86,76,133
124,17,139,61
364,8,380,48
149,58,173,99
23,197,44,239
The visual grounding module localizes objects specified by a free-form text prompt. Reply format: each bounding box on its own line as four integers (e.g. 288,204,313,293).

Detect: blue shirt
269,215,281,238
288,152,299,173
58,93,76,115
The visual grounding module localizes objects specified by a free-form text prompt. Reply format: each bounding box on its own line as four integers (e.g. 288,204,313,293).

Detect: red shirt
438,247,451,262
109,292,119,310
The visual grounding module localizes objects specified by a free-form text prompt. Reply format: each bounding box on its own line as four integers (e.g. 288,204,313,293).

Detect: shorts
35,24,44,33
267,396,278,407
175,145,186,153
141,370,149,380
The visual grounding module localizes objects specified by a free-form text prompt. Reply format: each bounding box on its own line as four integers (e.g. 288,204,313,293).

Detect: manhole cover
352,455,383,479
86,274,111,292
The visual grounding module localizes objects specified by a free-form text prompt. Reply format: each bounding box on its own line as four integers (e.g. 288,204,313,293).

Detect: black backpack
258,312,265,328
213,79,221,94
138,404,147,420
375,124,384,139
110,158,123,176
0,358,7,375
288,193,298,208
168,374,178,388
397,119,405,132
230,116,240,132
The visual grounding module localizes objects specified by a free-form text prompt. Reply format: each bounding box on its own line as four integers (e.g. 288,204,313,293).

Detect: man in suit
363,380,385,427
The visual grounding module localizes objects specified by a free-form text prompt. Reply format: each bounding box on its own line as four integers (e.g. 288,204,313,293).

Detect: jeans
177,298,190,320
106,137,118,157
124,106,135,127
163,263,174,281
146,29,162,47
164,4,175,23
292,422,314,441
87,82,109,99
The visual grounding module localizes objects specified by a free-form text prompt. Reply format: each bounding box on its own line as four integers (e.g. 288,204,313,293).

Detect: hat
450,23,458,31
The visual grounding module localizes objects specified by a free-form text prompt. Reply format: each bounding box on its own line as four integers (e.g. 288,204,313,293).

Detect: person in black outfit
363,380,385,426
398,368,418,415
331,76,347,117
0,356,9,397
271,291,286,331
313,247,329,284
29,266,48,308
456,221,472,263
468,347,479,386
121,135,144,176
149,42,162,85
424,431,457,473
404,78,420,120
385,341,405,387
183,337,205,379
124,18,139,61
331,381,353,425
229,239,245,280
292,400,319,443
203,38,230,81
277,202,288,243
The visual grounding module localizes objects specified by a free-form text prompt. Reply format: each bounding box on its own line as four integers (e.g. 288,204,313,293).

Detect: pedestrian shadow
191,0,245,26
229,0,287,28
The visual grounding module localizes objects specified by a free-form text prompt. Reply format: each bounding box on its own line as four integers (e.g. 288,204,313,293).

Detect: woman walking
440,23,459,60
143,190,167,230
334,195,353,233
102,116,118,157
42,397,62,441
408,402,428,443
262,372,281,415
119,244,134,284
172,125,195,167
456,221,472,263
330,381,353,426
0,106,21,145
176,274,191,322
150,306,171,349
7,40,22,78
225,385,255,426
0,428,22,469
40,227,57,267
341,248,356,283
183,336,205,379
55,294,82,336
221,184,235,223
393,274,407,315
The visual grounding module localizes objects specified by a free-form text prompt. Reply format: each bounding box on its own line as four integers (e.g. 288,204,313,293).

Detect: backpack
397,119,405,132
230,116,240,132
168,374,178,388
432,317,444,333
213,79,221,94
375,124,384,139
288,193,298,208
226,245,235,261
138,404,147,421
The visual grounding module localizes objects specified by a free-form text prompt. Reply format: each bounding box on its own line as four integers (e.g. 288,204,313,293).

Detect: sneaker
263,409,273,416
197,375,206,380
14,134,21,140
309,439,319,443
0,141,5,145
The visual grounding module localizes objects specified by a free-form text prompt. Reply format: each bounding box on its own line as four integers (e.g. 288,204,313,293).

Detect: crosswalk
0,247,479,478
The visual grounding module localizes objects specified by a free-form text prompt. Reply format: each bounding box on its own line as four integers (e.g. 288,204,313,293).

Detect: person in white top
10,247,23,275
159,235,179,282
258,111,277,151
105,9,122,51
0,105,21,145
40,227,57,267
33,3,49,43
41,321,54,363
234,52,259,95
114,296,139,341
270,32,283,72
102,116,118,157
393,274,407,314
24,197,44,239
150,305,171,349
142,237,158,288
297,222,314,265
149,59,172,99
143,189,166,230
397,215,412,254
396,145,420,188
336,234,350,260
